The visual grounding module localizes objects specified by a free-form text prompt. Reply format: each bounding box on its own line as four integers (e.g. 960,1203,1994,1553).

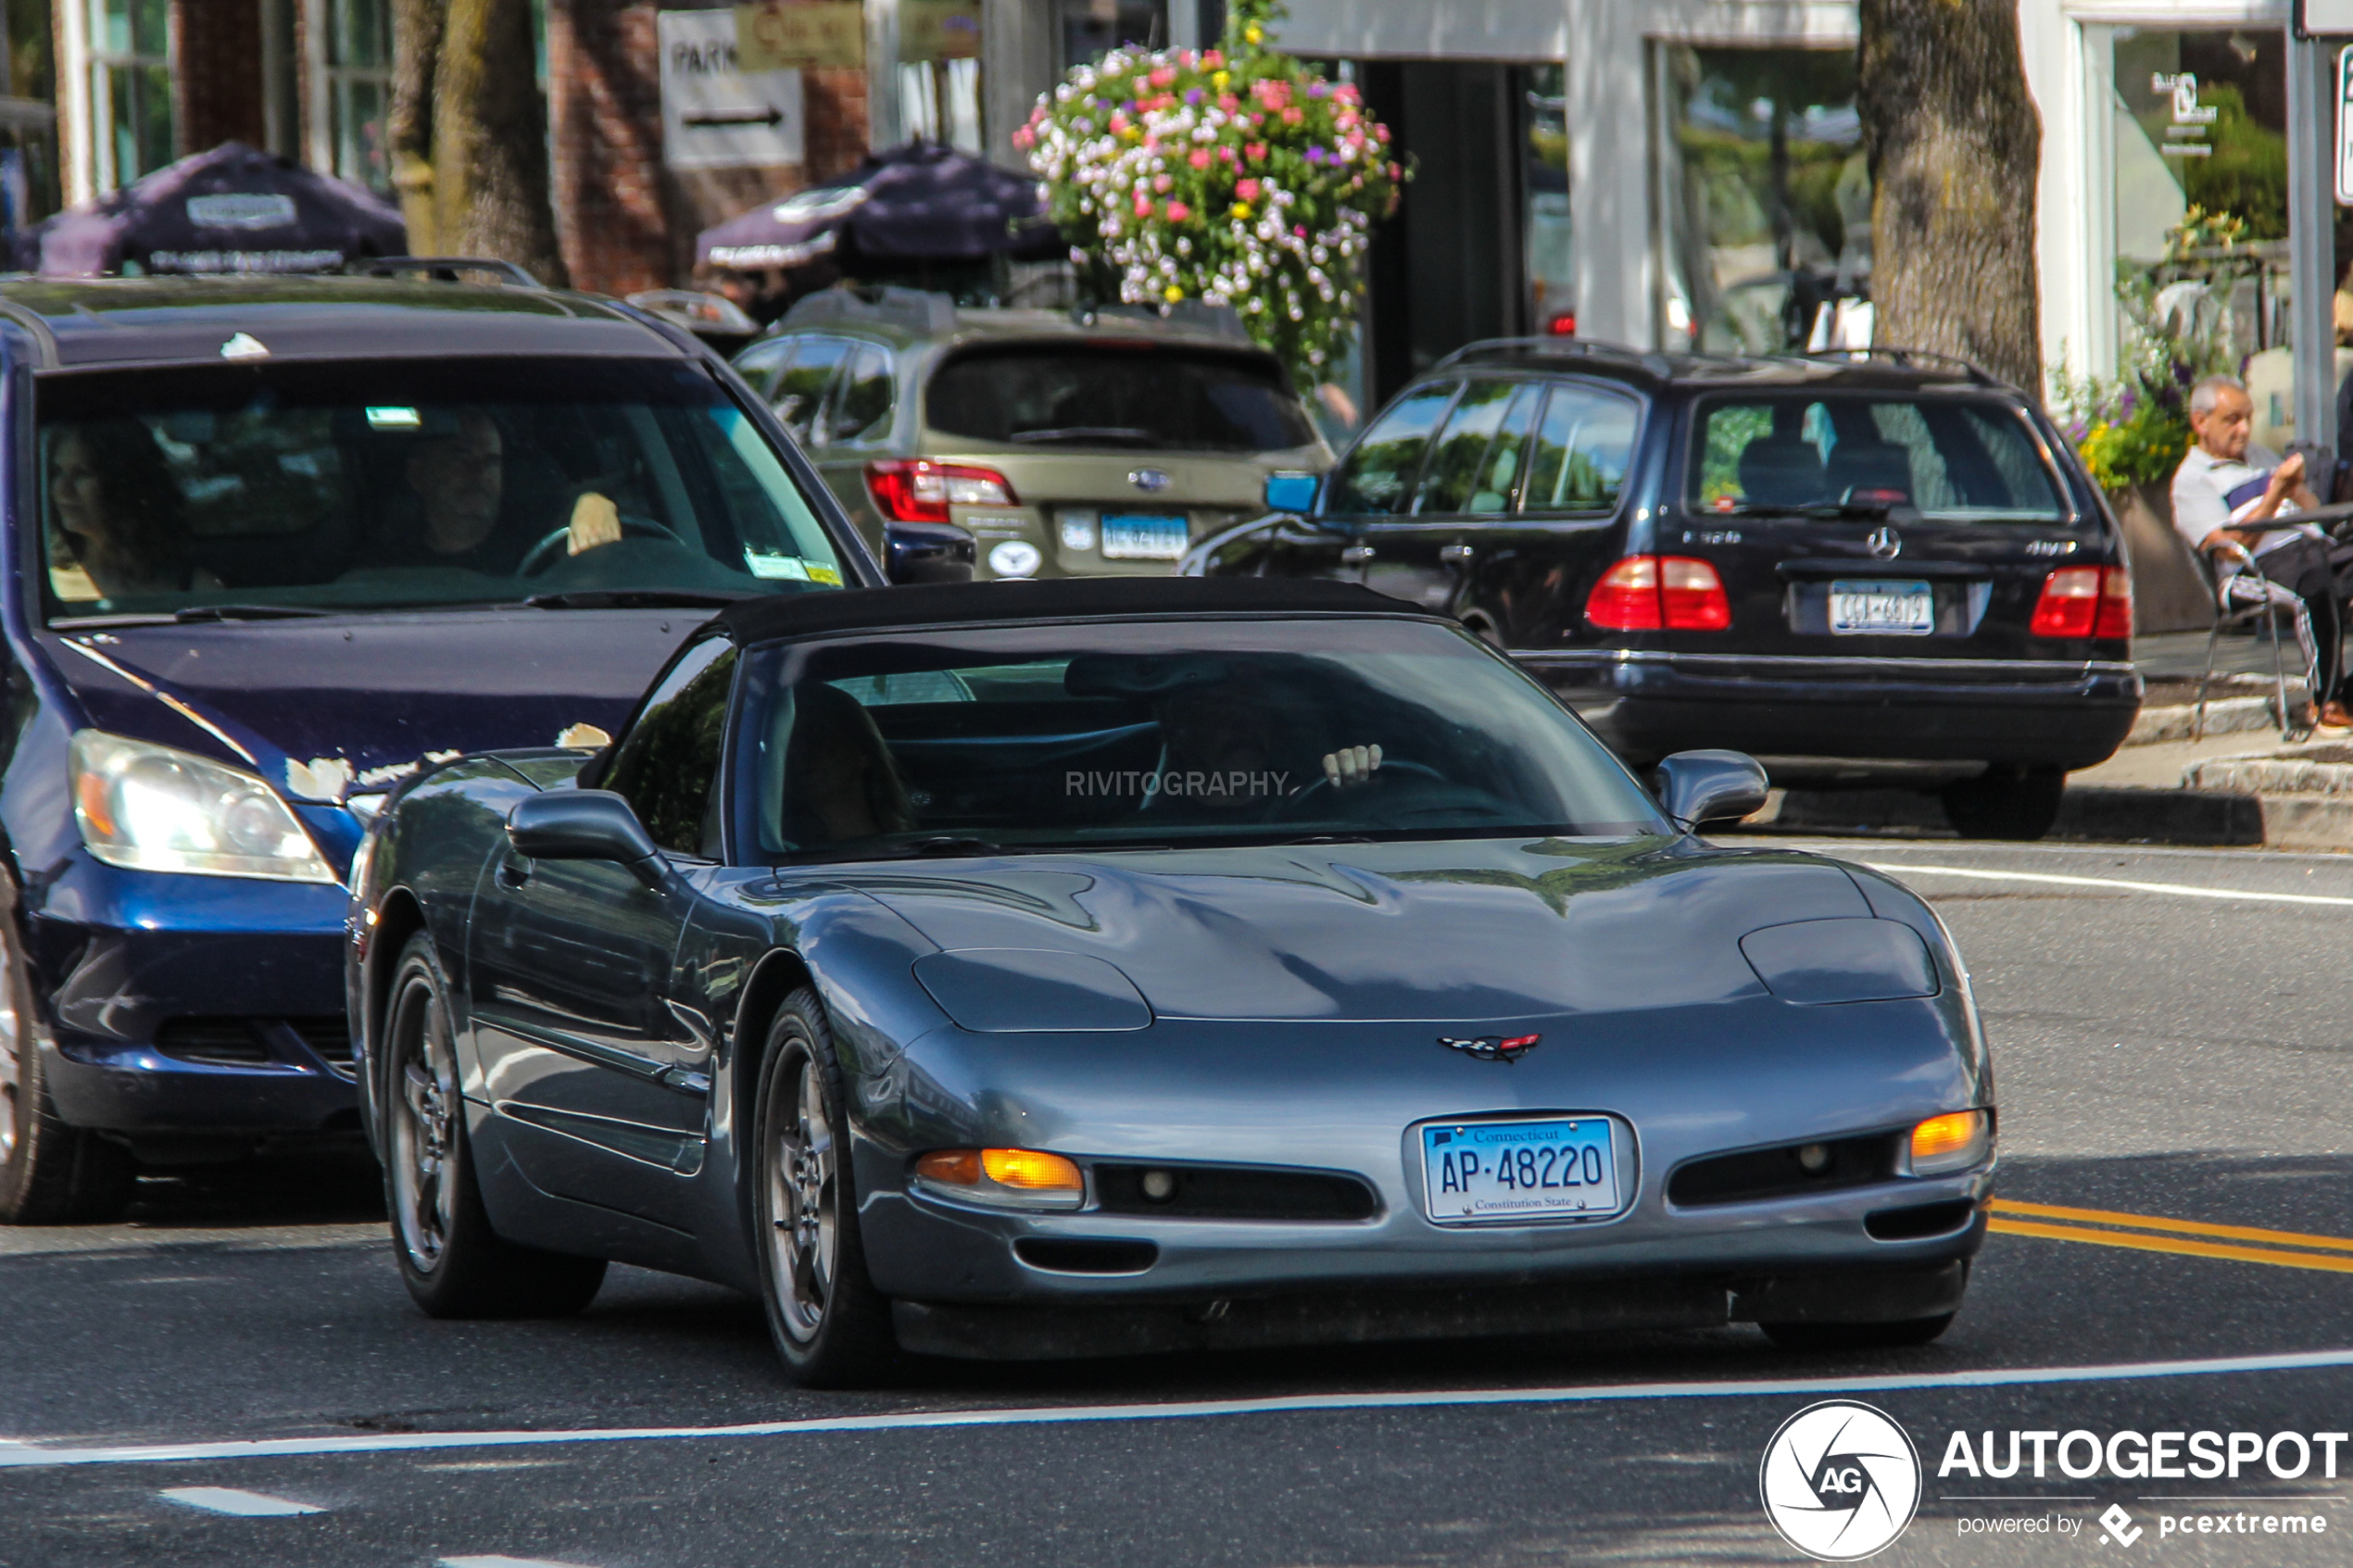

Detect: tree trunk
388,0,444,252
1856,0,2042,394
392,0,566,285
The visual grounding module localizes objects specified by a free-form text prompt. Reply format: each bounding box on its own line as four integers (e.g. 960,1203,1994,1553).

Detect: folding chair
2192,540,2315,742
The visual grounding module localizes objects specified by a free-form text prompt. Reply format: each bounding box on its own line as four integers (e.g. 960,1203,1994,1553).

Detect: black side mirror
507,790,664,884
1655,750,1770,831
884,519,976,585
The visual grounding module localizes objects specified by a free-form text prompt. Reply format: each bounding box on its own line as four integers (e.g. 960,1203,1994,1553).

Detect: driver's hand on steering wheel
567,491,623,556
1322,743,1383,789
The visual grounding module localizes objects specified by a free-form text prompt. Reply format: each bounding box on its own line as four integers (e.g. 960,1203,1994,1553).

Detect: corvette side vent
154,1018,273,1068
1093,1162,1380,1222
1667,1133,1902,1209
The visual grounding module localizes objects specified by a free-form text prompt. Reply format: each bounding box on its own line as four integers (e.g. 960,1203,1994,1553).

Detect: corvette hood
851,838,1877,1022
40,608,699,801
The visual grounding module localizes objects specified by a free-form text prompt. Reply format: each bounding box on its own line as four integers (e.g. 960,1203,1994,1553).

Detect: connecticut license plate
1829,579,1934,634
1419,1117,1622,1223
1101,513,1190,559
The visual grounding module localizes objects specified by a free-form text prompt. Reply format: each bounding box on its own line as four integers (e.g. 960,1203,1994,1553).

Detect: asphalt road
6,838,2353,1567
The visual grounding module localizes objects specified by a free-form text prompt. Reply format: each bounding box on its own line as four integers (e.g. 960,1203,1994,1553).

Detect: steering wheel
518,510,685,576
1274,758,1451,821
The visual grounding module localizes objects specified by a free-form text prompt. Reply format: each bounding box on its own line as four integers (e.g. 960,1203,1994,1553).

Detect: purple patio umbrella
23,142,407,277
697,139,1062,272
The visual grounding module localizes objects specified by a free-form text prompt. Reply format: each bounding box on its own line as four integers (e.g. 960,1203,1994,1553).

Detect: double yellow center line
1989,1199,2353,1274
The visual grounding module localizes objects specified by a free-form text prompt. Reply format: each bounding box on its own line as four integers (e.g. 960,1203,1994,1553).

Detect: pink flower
1189,149,1212,169
1202,48,1224,68
1246,142,1267,161
1150,66,1176,87
1134,193,1153,217
1167,201,1191,221
1292,224,1307,237
1236,178,1261,200
1153,172,1173,193
1281,107,1303,125
1012,126,1034,149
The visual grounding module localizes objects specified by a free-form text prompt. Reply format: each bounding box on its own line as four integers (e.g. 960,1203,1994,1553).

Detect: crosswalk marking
157,1486,322,1516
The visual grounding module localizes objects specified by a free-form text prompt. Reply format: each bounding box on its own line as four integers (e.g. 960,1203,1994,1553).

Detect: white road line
440,1558,598,1568
157,1486,323,1516
1863,863,2353,909
10,1346,2353,1471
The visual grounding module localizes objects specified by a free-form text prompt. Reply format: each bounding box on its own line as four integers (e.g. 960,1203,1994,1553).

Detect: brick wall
174,0,267,157
547,0,873,296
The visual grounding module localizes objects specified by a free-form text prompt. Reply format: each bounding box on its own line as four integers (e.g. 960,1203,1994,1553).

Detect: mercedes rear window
924,344,1317,452
1690,395,2067,521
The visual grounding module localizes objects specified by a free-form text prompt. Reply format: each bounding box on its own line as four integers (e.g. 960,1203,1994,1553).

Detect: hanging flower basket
1016,0,1403,385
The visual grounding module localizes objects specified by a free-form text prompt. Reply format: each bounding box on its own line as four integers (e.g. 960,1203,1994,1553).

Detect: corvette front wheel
384,933,606,1318
753,988,897,1387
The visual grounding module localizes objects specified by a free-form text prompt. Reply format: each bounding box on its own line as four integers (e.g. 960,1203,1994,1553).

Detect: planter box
2112,481,2213,634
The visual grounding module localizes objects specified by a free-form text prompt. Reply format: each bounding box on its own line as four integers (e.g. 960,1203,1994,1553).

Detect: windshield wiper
1006,427,1176,448
523,589,757,610
171,604,334,622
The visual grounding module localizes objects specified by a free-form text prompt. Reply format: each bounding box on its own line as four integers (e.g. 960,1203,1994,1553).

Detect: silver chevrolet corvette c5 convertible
346,577,1994,1386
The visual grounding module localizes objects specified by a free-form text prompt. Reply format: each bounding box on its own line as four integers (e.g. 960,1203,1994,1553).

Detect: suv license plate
1101,513,1189,559
1829,579,1934,634
1420,1116,1622,1223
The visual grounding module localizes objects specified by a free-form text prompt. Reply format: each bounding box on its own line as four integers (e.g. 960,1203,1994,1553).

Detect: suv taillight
2029,565,2132,639
1584,556,1731,632
864,460,1018,524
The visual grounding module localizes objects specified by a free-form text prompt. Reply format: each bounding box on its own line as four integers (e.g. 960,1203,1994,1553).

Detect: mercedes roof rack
1799,346,2003,386
1436,335,1675,378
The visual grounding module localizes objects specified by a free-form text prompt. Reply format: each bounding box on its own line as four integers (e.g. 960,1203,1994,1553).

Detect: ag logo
1758,1399,1921,1561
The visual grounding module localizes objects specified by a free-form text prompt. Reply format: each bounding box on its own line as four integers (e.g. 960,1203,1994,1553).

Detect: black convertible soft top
716,576,1427,644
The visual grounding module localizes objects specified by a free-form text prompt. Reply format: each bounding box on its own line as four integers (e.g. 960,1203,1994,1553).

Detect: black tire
1760,1312,1957,1351
750,988,898,1387
383,934,606,1318
1939,766,2065,841
0,907,135,1225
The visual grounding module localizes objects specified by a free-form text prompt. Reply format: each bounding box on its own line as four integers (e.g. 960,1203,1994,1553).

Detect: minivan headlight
71,731,337,884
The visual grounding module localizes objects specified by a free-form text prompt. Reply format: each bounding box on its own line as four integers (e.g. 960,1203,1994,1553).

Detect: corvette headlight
71,731,336,884
1905,1110,1994,1177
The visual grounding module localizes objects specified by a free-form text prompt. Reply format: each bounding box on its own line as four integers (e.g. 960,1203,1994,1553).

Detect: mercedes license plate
1420,1117,1621,1223
1829,579,1934,635
1101,513,1189,559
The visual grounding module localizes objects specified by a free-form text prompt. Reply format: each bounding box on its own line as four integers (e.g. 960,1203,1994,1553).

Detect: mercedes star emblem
1867,526,1902,558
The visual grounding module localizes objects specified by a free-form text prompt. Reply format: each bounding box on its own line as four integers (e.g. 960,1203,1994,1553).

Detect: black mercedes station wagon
1183,343,2141,840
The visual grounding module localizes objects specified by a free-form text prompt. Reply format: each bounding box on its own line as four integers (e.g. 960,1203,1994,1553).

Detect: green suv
732,288,1332,582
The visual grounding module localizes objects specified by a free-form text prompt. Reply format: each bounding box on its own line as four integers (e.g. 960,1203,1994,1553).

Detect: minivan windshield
36,357,847,625
747,620,1666,860
925,344,1318,451
1691,395,2068,521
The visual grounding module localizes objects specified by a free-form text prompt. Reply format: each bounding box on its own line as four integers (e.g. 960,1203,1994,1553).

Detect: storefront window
1654,45,1869,356
2108,29,2288,386
88,0,171,193
327,0,394,194
1058,0,1166,70
1522,65,1570,336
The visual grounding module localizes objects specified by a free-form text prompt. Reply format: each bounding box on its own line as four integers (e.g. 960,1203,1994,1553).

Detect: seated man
2171,373,2353,729
365,410,623,574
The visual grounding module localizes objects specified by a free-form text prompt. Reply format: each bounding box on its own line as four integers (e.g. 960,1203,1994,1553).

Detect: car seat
1736,434,1829,508
1823,437,1916,503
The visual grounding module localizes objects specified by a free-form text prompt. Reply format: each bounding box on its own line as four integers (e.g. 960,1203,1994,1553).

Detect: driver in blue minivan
0,276,877,1223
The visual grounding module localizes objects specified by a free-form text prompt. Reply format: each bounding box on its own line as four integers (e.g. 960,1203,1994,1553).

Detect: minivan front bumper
1520,649,2143,770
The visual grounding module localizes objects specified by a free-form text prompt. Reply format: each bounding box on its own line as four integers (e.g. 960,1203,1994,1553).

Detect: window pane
830,345,894,442
1412,382,1521,516
335,0,392,69
1325,382,1455,516
1688,395,2064,521
134,62,172,179
772,338,850,440
1463,384,1541,514
606,643,737,857
131,0,167,56
335,78,390,192
1524,386,1638,512
94,0,129,56
733,341,795,400
923,345,1315,452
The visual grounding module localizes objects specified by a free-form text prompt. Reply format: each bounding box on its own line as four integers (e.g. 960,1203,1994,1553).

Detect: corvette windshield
747,620,1667,859
36,357,845,625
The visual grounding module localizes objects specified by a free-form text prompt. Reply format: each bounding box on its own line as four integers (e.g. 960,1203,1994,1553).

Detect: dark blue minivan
0,274,878,1222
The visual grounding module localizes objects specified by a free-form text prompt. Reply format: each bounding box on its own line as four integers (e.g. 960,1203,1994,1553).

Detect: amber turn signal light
1908,1110,1992,1176
912,1147,1087,1209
